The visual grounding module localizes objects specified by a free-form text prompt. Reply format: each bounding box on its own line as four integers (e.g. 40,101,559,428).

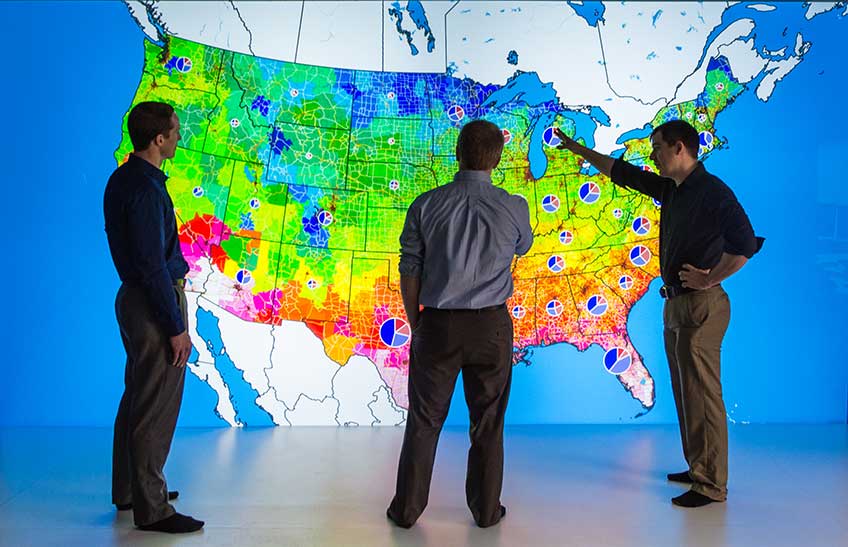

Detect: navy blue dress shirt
104,154,189,336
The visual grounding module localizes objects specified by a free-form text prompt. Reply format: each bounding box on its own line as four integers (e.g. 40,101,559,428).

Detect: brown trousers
112,283,188,525
388,306,513,527
664,285,731,501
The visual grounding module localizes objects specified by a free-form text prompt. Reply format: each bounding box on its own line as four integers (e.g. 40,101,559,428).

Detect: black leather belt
425,303,506,313
659,285,693,299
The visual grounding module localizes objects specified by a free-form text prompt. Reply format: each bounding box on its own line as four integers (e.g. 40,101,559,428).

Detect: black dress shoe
115,490,179,511
137,512,204,533
386,508,414,529
666,471,693,484
476,505,507,528
672,490,720,508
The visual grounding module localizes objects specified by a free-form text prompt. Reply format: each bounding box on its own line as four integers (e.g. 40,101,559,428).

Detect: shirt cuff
398,256,423,277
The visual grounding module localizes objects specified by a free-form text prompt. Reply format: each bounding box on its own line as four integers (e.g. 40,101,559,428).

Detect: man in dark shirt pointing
554,120,763,508
387,120,533,528
104,101,203,532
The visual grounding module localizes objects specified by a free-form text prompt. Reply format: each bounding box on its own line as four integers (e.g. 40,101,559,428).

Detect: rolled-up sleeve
718,198,764,258
513,195,534,256
398,200,424,277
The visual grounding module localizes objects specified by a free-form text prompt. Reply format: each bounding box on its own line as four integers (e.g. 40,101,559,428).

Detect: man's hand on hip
169,331,192,367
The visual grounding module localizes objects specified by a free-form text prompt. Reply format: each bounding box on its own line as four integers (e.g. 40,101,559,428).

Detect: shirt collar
453,170,493,185
680,161,706,187
127,153,168,186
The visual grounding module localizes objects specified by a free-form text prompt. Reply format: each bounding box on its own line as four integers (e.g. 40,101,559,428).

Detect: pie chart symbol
546,299,563,317
379,318,411,348
587,295,608,316
579,182,600,204
604,347,632,375
542,194,560,213
632,217,651,235
630,245,651,267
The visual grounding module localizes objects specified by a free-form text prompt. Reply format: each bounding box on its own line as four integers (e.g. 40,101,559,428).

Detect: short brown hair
127,101,175,151
456,120,504,170
651,119,700,158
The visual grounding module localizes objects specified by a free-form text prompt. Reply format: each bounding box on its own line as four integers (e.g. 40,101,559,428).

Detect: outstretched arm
554,127,614,176
554,127,671,202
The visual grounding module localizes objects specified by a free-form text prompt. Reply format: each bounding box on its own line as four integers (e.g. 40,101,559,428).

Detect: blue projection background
3,1,846,426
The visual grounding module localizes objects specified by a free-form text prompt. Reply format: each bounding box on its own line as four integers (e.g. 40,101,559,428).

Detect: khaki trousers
663,285,731,501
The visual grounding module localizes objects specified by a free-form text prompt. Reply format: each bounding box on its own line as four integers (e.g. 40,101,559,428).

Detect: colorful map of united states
115,35,742,425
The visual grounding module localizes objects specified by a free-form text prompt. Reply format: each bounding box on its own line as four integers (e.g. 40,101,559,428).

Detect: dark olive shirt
610,159,764,288
104,154,189,336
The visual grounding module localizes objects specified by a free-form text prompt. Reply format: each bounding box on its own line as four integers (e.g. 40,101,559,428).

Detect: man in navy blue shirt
104,101,203,533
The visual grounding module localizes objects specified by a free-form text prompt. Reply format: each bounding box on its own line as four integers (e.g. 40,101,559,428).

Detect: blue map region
484,71,606,179
349,70,498,132
251,94,270,117
194,307,274,426
388,1,435,56
507,50,519,65
239,212,254,231
566,1,606,27
244,164,256,183
163,56,179,75
302,211,330,247
268,126,293,155
287,184,313,204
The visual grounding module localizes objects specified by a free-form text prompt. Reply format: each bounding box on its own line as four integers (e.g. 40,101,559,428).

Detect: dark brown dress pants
388,305,513,527
111,283,187,525
664,285,731,501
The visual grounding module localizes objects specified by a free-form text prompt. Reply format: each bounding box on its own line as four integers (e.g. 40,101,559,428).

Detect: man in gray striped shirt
387,120,533,529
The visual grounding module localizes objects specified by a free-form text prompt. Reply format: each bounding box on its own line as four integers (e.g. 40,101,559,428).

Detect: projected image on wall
112,1,843,427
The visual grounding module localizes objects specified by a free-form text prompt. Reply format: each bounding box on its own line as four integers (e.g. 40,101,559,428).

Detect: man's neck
133,148,163,170
672,160,699,186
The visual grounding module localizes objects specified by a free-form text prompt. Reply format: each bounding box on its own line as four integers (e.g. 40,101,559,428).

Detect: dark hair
456,119,504,170
651,119,699,158
127,101,175,151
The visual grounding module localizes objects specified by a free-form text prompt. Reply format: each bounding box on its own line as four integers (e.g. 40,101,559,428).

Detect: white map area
123,1,843,426
186,258,407,426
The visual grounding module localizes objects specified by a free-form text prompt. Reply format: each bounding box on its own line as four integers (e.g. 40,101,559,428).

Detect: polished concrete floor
1,425,846,546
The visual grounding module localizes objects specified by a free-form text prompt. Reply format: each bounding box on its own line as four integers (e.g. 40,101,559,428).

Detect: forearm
563,140,614,177
400,275,421,328
706,253,748,287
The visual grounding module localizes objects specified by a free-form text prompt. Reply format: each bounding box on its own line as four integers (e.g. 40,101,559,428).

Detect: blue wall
2,1,846,426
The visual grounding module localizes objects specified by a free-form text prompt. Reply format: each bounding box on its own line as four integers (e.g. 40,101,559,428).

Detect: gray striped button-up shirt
398,170,534,309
